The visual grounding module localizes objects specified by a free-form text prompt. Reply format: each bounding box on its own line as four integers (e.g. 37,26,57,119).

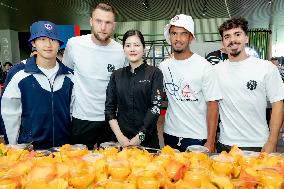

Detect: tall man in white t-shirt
63,2,125,149
159,14,222,152
215,17,284,153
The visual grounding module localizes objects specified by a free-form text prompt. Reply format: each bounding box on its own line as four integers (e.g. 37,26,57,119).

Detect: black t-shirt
205,50,228,65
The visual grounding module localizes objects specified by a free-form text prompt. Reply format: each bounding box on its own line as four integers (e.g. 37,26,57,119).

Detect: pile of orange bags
0,143,283,189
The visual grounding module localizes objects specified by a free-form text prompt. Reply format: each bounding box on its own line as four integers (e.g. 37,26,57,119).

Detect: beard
173,48,183,54
93,31,111,43
228,42,242,57
172,45,185,54
171,41,190,54
230,49,241,57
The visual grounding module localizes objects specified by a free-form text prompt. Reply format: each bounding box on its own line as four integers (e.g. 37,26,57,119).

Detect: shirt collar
24,56,71,75
127,60,147,74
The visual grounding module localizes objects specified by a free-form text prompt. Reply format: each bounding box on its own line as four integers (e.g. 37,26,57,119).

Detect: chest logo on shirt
107,64,115,72
246,80,257,90
165,67,198,101
182,85,194,97
139,79,151,83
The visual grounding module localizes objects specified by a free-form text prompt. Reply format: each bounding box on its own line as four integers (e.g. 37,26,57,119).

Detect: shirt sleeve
105,72,118,121
265,63,284,103
62,40,75,70
140,69,164,134
1,73,22,144
67,73,75,118
202,63,223,102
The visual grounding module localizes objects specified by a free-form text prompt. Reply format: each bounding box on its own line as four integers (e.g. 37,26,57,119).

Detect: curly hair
218,17,248,37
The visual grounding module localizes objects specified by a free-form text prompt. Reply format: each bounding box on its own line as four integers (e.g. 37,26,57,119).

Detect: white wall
114,18,227,57
0,30,20,65
272,25,284,57
191,41,222,57
115,18,228,42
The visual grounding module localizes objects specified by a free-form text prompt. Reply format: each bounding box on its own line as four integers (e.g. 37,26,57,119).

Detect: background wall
272,25,284,57
115,18,227,42
114,18,226,57
0,30,20,65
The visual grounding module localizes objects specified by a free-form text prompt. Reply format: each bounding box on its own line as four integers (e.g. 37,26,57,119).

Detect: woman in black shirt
105,30,163,148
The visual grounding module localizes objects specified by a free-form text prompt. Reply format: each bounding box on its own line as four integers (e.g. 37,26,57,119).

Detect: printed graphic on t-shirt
165,67,198,101
206,55,221,65
107,64,115,72
246,80,257,90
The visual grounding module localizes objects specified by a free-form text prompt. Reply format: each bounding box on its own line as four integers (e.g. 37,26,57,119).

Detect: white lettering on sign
1,37,10,61
2,38,8,43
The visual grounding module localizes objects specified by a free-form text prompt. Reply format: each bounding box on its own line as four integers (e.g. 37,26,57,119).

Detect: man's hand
206,101,219,153
204,141,215,153
261,141,277,153
263,100,283,153
129,134,142,146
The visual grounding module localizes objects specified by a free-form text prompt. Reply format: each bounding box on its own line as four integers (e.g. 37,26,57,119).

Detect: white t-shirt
215,56,284,147
159,54,222,139
63,34,126,121
38,62,59,86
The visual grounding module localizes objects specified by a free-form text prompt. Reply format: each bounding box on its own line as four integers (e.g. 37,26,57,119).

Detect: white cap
164,14,195,45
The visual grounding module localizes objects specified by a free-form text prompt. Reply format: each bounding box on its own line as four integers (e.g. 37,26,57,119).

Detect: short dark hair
122,30,146,49
89,2,117,20
270,57,278,61
218,17,249,37
4,62,12,67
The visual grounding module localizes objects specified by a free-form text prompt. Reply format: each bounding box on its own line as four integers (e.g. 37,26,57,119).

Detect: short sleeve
202,63,223,102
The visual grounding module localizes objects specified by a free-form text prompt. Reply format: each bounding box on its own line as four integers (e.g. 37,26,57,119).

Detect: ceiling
0,0,284,31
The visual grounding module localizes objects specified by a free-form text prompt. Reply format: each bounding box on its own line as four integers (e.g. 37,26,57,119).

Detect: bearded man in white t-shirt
215,17,284,153
63,2,126,149
159,14,222,152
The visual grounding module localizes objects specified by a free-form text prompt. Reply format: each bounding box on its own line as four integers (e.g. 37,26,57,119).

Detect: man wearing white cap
159,14,222,152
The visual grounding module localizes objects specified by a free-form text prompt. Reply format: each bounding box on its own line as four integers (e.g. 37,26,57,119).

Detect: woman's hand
129,134,142,146
117,134,131,147
109,119,131,147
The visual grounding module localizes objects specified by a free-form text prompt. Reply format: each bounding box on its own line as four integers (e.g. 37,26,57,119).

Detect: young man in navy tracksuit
1,21,74,149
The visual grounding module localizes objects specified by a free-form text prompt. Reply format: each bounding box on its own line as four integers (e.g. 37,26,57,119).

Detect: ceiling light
0,1,18,11
142,0,149,9
202,0,207,16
